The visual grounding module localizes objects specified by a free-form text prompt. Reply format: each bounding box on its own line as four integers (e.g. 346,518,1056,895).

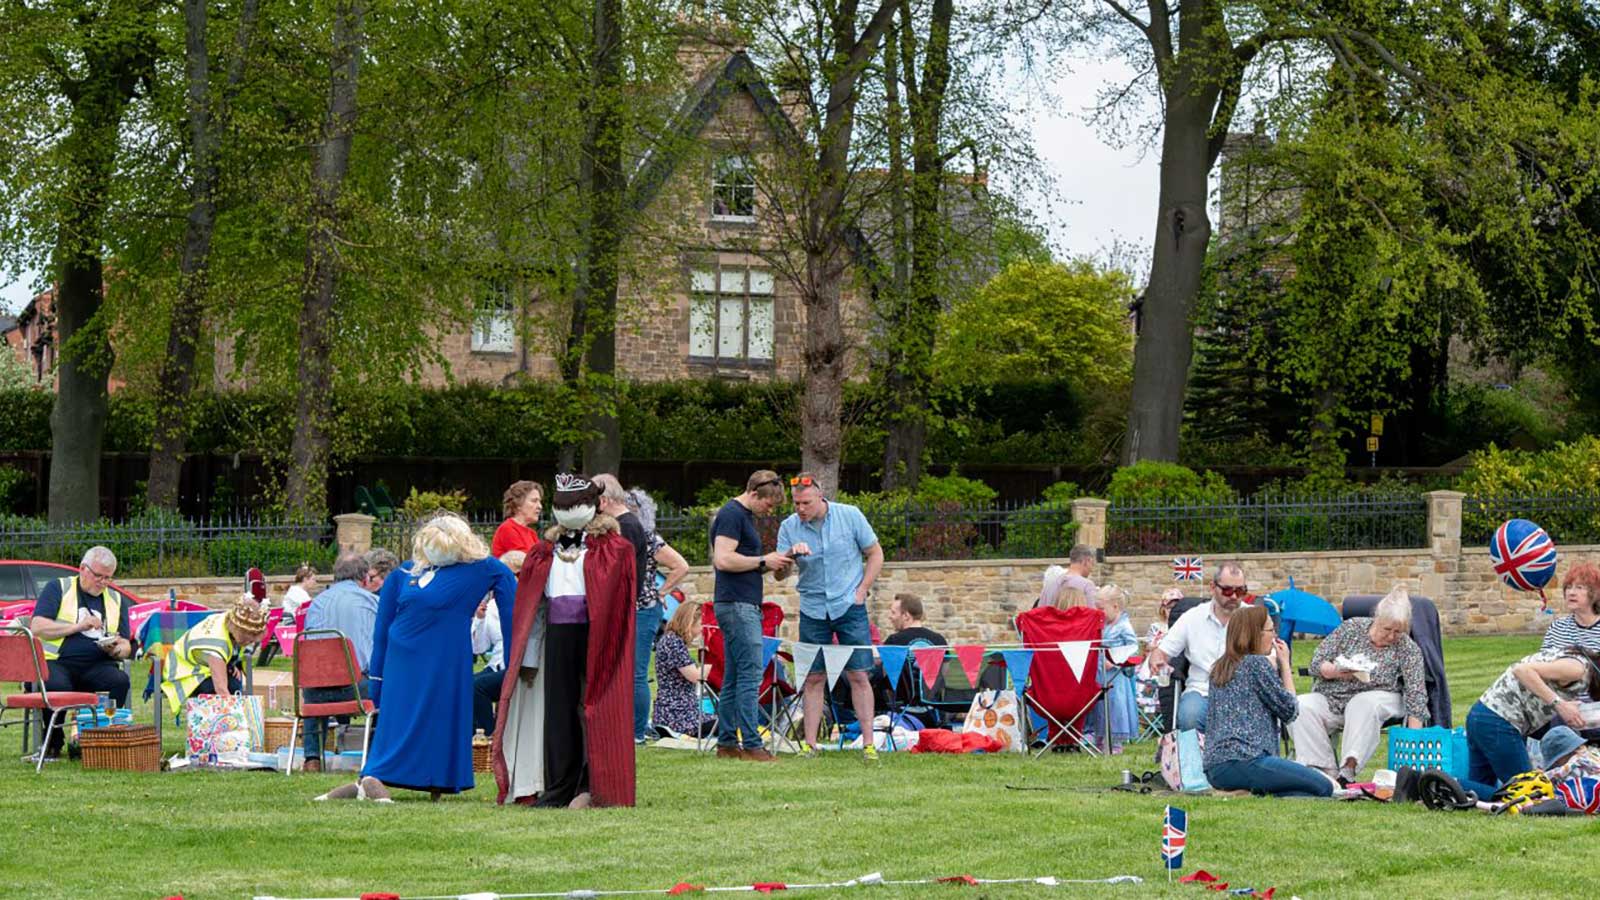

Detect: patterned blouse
1309,618,1429,722
1203,655,1299,770
1479,650,1588,735
637,532,665,610
652,631,711,735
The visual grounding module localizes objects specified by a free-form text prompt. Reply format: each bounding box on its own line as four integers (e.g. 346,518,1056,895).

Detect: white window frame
711,155,756,222
471,281,516,353
689,264,774,366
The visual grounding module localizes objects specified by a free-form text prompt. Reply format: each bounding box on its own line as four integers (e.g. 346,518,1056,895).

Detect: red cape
492,522,636,807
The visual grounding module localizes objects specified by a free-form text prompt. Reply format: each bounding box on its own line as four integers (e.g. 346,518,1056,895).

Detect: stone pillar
1421,490,1464,603
1070,498,1110,557
334,513,376,556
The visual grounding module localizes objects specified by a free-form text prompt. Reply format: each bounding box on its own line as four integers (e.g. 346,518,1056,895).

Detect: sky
0,55,1164,314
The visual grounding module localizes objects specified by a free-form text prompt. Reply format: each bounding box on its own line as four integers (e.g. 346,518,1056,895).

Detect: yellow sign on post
1370,415,1384,436
1366,436,1380,453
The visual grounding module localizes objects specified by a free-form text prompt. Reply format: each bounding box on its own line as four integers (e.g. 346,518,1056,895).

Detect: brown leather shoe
741,748,778,763
715,745,742,759
303,758,323,773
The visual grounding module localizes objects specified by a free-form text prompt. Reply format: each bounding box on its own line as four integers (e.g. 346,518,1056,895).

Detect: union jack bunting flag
1172,557,1204,582
1556,775,1600,814
1162,806,1187,869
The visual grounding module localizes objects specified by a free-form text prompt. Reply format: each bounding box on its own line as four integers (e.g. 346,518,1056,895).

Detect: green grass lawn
2,634,1595,900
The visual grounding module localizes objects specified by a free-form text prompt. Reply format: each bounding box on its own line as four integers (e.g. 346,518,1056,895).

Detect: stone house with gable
419,47,872,387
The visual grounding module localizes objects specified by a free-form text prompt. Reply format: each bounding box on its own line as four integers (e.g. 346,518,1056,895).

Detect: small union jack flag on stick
1163,806,1187,878
1172,556,1204,582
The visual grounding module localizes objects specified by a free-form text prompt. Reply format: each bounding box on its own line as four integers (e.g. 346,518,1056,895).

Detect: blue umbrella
1268,577,1343,645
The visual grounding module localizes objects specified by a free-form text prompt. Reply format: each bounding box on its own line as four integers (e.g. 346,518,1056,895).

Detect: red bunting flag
953,644,985,688
1255,889,1276,899
1179,871,1218,884
913,646,946,689
937,875,979,886
752,883,788,893
668,884,705,895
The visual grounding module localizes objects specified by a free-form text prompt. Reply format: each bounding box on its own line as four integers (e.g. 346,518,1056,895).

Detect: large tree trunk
147,0,260,511
880,0,952,490
285,0,364,521
579,0,625,477
46,5,157,525
797,0,899,496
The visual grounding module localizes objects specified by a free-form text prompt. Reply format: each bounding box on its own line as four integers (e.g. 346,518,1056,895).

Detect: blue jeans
473,666,506,737
714,601,764,750
634,604,664,739
1177,691,1209,732
1463,700,1529,798
1207,756,1333,798
302,678,370,758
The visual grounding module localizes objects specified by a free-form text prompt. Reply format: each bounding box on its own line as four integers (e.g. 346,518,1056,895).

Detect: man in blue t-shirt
26,546,136,759
775,473,883,758
709,469,791,761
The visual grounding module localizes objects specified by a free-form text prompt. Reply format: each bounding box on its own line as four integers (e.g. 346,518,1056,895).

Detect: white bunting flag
1057,641,1092,681
821,645,855,690
791,642,821,681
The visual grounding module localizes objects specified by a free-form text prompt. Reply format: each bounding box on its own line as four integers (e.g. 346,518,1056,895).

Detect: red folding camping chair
698,601,795,751
1016,605,1111,759
0,624,103,773
287,629,376,774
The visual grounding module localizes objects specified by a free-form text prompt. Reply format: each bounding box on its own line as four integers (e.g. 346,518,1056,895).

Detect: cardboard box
250,670,295,713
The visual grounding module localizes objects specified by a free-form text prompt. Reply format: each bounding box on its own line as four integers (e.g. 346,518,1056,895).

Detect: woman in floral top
1459,646,1600,799
1290,587,1429,781
1204,605,1334,797
653,600,715,738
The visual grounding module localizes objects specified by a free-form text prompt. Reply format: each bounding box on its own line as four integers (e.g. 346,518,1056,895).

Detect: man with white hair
26,546,135,759
1292,585,1428,782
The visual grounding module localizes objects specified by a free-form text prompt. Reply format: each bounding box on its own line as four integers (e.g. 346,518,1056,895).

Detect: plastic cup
1374,768,1396,800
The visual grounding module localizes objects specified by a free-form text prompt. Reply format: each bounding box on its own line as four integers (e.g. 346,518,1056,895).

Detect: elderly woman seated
1290,586,1429,782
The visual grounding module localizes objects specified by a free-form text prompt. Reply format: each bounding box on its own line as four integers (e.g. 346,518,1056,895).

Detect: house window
471,282,516,353
689,265,774,364
711,155,755,220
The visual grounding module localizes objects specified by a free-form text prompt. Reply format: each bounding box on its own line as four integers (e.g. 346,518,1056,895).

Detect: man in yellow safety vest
25,546,136,759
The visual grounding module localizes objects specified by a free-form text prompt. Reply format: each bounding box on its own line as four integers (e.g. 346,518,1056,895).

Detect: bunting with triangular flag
791,642,821,680
912,646,946,690
877,644,909,690
1058,641,1092,681
821,645,855,689
953,644,985,688
761,636,782,670
1000,649,1034,691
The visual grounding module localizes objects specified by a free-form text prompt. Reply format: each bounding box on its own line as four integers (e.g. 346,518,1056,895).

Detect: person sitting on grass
652,599,715,739
160,595,270,711
1202,604,1334,798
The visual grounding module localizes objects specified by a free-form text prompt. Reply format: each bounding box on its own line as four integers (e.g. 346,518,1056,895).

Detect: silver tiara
554,473,592,493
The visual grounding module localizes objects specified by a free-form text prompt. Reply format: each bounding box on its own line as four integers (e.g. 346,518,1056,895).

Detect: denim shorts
798,604,873,672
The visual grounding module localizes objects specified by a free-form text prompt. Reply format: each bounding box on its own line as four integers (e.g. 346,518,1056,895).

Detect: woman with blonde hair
652,599,715,738
318,512,516,802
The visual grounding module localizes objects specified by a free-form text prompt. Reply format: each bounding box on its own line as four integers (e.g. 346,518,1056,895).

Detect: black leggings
537,623,590,807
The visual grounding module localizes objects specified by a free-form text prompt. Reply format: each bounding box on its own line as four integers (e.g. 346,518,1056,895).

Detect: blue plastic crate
1387,726,1468,779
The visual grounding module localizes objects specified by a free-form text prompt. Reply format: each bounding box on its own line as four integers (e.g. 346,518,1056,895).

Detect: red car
0,559,150,622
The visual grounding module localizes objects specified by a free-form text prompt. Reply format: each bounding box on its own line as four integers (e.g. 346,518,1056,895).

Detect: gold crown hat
224,593,270,635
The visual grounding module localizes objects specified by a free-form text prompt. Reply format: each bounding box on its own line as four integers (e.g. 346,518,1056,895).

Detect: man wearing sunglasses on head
774,472,885,760
1146,561,1254,732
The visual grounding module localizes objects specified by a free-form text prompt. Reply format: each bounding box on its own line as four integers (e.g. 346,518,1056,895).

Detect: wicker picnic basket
79,725,161,773
473,733,493,773
262,717,296,752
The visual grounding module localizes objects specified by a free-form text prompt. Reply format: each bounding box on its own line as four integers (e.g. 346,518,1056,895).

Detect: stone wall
135,490,1582,646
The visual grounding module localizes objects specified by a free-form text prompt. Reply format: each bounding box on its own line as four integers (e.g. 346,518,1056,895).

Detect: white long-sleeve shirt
471,597,505,671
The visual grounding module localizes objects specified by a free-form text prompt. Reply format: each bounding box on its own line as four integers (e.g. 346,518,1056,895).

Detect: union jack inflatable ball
1489,518,1558,592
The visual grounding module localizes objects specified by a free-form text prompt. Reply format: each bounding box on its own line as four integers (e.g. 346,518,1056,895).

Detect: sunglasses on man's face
1214,583,1249,598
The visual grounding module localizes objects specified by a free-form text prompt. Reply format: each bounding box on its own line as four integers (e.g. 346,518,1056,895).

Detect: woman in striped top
1541,563,1600,655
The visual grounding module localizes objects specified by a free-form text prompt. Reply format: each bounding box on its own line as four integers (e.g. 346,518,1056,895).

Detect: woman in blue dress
316,512,515,802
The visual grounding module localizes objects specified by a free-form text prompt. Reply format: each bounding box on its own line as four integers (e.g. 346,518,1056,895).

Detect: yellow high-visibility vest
160,613,237,710
40,577,126,661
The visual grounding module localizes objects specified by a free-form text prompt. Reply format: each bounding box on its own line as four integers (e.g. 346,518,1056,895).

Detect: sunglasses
753,478,783,490
789,475,817,487
1214,584,1249,598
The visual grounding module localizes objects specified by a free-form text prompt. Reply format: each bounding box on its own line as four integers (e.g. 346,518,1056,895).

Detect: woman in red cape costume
491,511,636,807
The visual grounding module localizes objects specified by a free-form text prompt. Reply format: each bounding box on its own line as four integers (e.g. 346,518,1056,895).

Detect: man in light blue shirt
300,552,380,769
775,473,884,758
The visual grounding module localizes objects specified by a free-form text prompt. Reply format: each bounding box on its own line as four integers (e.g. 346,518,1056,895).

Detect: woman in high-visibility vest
160,596,270,710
